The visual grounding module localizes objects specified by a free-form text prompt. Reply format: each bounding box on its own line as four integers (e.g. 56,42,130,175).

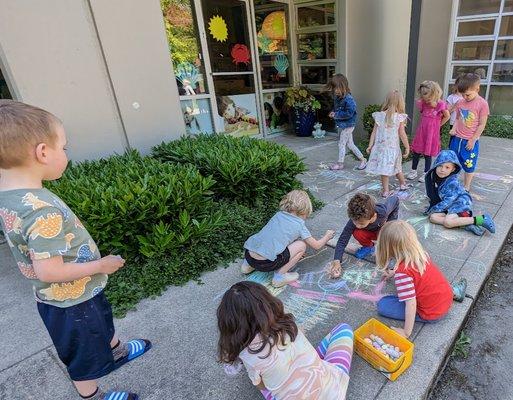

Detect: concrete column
89,0,185,154
0,0,127,160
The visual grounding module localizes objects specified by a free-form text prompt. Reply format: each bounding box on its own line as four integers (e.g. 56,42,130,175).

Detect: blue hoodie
425,150,473,214
333,93,357,129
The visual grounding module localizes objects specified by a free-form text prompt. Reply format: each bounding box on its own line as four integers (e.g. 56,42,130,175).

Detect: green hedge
483,115,513,138
46,137,317,316
152,134,307,206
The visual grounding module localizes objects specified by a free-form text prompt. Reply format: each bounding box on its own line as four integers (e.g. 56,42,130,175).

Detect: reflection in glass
492,63,513,82
496,40,513,59
500,16,513,37
457,0,500,16
180,99,215,135
452,65,488,79
489,86,513,115
0,69,12,99
298,32,336,60
255,1,291,89
262,91,290,134
297,3,335,28
300,65,335,85
161,0,208,95
453,41,493,60
202,0,252,73
457,19,495,36
504,0,513,12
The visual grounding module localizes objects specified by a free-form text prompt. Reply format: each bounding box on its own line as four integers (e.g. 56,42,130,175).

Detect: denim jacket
333,93,357,129
425,150,473,215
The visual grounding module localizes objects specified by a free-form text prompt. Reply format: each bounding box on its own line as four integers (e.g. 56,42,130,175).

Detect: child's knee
443,219,456,228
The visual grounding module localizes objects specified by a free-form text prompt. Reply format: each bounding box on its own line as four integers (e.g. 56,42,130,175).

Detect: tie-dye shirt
0,188,107,307
453,95,489,140
239,330,349,400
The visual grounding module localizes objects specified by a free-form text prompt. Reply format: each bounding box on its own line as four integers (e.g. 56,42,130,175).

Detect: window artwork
262,91,290,134
208,15,229,42
181,99,215,135
255,1,292,88
161,0,208,95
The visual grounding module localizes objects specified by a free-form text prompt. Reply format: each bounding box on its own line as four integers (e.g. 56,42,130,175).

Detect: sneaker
272,272,299,287
355,246,375,259
406,170,418,180
240,260,254,274
355,159,367,170
464,224,485,236
481,214,496,234
329,163,344,171
452,278,467,303
418,173,426,182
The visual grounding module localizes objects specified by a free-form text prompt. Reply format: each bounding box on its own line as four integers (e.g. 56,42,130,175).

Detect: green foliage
152,134,308,206
45,138,321,317
161,0,199,68
484,115,513,139
285,86,321,112
46,150,223,261
362,104,382,135
452,331,471,359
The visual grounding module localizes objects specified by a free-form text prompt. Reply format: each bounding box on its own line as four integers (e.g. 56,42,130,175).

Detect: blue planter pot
293,108,316,137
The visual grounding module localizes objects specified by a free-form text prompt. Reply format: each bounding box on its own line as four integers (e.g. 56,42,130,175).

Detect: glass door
201,0,261,136
253,0,293,135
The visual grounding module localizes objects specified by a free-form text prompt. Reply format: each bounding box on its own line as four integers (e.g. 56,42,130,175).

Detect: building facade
0,0,511,161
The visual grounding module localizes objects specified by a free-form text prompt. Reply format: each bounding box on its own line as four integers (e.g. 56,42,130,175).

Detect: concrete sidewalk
1,135,512,399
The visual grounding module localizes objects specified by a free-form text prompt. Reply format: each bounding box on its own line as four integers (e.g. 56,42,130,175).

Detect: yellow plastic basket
354,318,414,381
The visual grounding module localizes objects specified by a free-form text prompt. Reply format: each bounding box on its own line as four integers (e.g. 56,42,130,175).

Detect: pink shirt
453,95,489,140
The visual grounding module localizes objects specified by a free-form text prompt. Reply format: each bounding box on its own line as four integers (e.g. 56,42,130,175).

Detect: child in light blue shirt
242,190,335,287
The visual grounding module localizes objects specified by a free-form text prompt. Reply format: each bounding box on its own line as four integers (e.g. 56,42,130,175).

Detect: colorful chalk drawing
214,258,389,332
407,215,432,239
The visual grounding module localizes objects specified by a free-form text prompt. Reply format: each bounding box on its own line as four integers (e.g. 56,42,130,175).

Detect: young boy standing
0,100,151,400
449,73,489,191
329,193,399,277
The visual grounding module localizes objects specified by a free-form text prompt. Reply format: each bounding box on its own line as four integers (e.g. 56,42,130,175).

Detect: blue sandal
113,339,152,371
104,392,139,400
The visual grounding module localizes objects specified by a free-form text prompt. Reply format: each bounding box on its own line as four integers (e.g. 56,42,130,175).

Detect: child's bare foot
327,260,342,279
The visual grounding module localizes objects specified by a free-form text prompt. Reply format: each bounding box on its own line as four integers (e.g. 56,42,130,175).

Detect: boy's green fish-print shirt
0,188,108,307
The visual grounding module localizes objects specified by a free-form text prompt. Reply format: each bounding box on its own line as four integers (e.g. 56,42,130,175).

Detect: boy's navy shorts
449,136,479,173
37,291,116,381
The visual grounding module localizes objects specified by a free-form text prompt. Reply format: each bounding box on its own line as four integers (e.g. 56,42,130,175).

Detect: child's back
239,330,349,399
0,188,107,304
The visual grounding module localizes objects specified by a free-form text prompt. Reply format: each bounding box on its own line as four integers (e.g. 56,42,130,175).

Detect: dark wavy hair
348,192,376,221
217,281,298,364
324,73,351,97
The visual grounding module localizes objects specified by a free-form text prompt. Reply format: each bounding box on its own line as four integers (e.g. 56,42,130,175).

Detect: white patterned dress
365,111,408,176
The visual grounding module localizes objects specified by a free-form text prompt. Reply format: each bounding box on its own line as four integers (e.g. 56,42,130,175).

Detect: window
0,69,12,99
446,0,513,115
458,0,501,16
295,1,337,87
457,19,495,36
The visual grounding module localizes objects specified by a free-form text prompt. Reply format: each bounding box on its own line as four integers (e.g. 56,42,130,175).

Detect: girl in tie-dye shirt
217,281,354,400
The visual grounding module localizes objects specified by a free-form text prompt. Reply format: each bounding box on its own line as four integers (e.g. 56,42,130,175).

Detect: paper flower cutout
209,15,228,42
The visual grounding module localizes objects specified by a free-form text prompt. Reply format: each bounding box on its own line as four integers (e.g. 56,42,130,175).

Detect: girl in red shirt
375,220,464,338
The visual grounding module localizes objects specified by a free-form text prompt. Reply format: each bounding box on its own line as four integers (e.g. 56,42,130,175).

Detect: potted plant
285,86,321,137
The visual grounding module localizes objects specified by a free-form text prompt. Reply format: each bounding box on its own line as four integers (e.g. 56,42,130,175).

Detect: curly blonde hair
279,190,312,217
418,80,442,105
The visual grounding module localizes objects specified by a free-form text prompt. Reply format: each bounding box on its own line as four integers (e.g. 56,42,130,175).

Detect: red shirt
394,259,452,320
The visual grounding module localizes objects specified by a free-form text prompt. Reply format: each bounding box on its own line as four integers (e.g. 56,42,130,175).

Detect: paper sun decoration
208,15,228,42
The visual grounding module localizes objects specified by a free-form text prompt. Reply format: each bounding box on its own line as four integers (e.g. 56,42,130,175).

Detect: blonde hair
279,190,312,217
381,90,406,127
0,100,61,169
418,80,442,105
376,220,429,275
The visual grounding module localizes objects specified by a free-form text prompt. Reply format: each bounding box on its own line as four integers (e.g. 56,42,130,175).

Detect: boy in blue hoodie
425,149,495,236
